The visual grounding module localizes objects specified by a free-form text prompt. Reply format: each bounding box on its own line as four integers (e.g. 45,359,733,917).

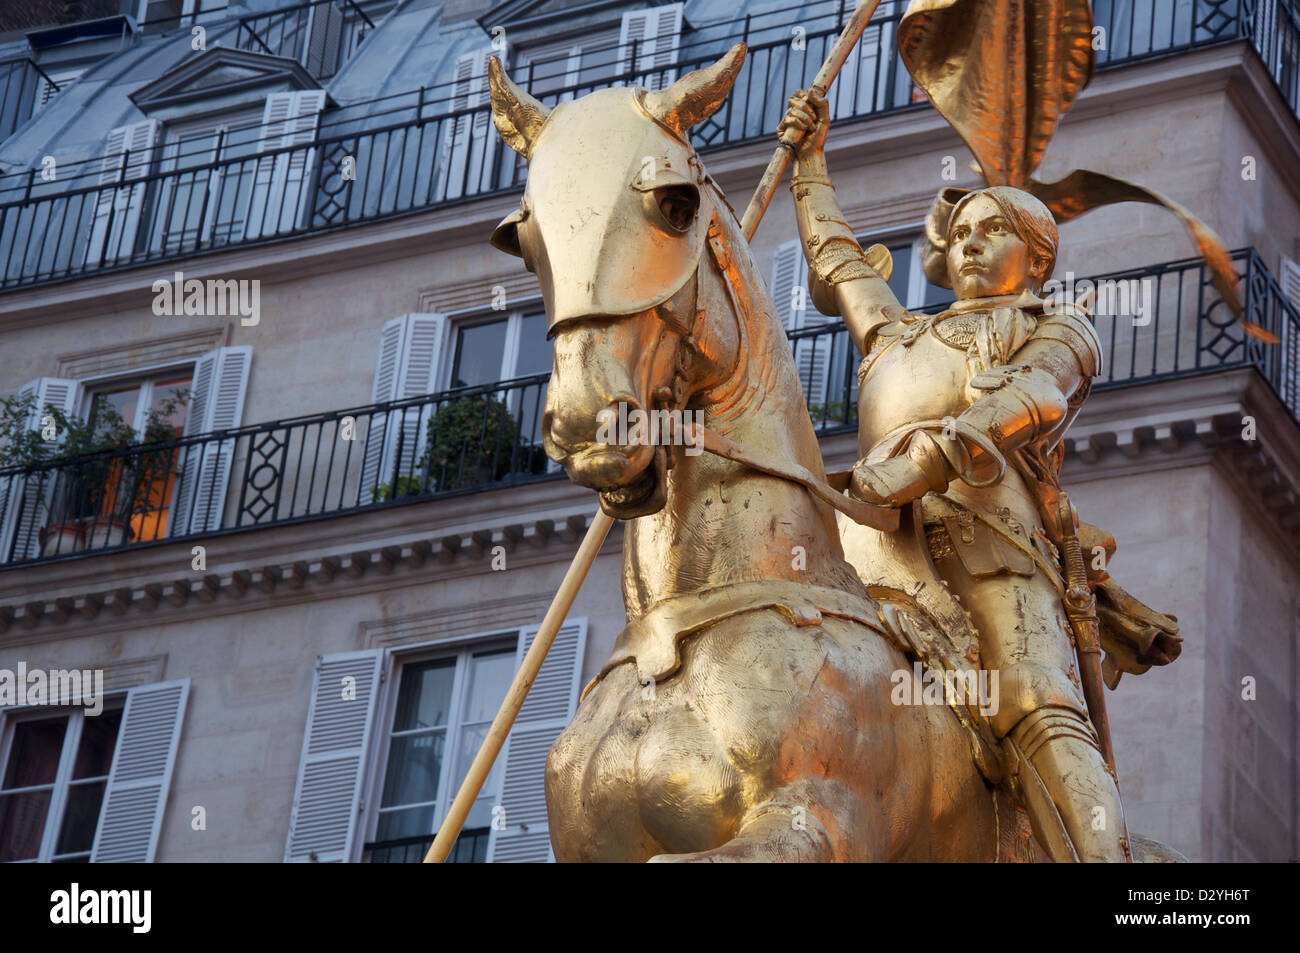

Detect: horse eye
654,185,699,232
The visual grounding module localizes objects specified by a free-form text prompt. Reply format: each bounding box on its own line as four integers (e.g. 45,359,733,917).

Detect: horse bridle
632,186,899,533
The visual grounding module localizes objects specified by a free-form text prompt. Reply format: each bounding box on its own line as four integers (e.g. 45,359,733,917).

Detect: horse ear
488,55,551,158
644,43,746,138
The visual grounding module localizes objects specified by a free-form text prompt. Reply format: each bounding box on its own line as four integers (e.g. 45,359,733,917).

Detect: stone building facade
0,0,1296,862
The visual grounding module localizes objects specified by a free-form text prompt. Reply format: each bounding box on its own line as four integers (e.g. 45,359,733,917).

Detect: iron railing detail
235,0,376,81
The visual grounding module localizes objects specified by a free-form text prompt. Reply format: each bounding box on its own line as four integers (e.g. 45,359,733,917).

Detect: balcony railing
362,829,488,863
0,373,553,565
1,0,1294,292
236,0,376,81
792,247,1299,434
0,248,1295,568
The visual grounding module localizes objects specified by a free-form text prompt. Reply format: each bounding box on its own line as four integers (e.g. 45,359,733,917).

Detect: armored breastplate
855,313,986,457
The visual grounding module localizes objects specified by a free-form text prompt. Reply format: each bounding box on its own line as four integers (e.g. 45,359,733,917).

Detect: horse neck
621,205,865,620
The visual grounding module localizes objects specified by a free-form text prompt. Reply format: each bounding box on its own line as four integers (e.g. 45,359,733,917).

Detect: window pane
451,320,508,388
454,722,503,830
462,650,515,722
148,377,193,434
0,790,51,861
2,717,67,788
90,386,140,430
73,709,123,780
391,659,455,731
885,242,914,307
514,312,552,378
55,781,106,855
380,731,445,808
374,804,435,842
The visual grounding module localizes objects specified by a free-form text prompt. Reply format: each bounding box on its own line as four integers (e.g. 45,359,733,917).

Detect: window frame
361,630,520,863
0,694,127,863
857,223,952,311
443,296,547,390
79,362,195,436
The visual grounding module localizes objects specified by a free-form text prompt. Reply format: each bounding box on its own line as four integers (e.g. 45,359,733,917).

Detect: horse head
488,44,748,518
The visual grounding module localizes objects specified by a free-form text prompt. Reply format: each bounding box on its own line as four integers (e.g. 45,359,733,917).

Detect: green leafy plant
370,475,429,501
421,395,524,492
0,389,189,527
806,400,858,426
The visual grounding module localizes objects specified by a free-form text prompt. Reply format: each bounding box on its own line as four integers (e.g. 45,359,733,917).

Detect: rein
657,205,899,533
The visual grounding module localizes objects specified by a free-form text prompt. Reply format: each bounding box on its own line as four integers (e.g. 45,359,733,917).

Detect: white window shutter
90,679,190,863
486,618,587,863
830,24,882,120
244,90,326,238
0,377,82,562
771,238,810,331
84,119,160,266
793,332,835,416
170,346,252,535
1282,256,1300,309
360,314,448,503
620,2,684,90
437,50,497,200
284,650,382,862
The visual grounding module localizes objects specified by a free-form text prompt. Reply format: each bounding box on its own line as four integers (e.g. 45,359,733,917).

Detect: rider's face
946,195,1035,299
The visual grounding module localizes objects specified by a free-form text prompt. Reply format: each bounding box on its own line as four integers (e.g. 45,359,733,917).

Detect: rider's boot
1006,705,1131,862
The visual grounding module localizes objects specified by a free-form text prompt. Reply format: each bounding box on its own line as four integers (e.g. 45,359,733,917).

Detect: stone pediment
128,44,324,112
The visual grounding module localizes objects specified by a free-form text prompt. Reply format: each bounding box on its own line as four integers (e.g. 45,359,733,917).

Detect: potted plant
420,394,524,492
0,390,188,557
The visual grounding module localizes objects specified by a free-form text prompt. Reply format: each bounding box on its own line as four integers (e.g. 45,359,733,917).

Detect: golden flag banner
898,0,1276,341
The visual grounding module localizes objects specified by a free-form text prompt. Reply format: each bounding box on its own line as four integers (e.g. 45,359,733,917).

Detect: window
448,308,552,457
365,640,516,863
518,29,623,100
448,309,549,389
0,702,124,863
866,236,951,311
80,371,192,543
33,68,83,114
151,110,263,251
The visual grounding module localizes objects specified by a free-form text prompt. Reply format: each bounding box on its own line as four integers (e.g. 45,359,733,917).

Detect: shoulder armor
1033,304,1103,379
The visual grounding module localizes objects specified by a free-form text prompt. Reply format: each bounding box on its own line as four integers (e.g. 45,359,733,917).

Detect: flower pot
80,516,136,552
38,521,85,558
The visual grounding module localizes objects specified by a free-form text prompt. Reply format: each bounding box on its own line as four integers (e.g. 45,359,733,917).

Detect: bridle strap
681,205,899,533
698,426,899,532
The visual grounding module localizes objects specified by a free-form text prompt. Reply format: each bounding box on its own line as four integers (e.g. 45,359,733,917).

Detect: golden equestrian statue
427,0,1228,863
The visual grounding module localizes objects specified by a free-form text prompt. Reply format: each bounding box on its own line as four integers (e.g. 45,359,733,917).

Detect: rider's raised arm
779,90,905,356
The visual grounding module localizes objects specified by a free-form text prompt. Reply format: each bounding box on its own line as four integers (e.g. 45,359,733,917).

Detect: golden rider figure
779,89,1131,862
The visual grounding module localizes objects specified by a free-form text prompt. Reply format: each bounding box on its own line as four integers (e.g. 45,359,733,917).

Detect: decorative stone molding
417,269,540,315
0,507,608,639
362,593,555,651
55,325,231,379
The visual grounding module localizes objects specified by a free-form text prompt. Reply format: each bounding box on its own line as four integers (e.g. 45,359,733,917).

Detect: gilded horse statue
486,45,1176,862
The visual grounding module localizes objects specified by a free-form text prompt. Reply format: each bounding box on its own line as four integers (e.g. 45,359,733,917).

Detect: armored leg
1006,705,1130,862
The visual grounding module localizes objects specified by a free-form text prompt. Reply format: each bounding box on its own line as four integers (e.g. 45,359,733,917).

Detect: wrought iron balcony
0,248,1294,569
0,0,1293,292
235,0,376,82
